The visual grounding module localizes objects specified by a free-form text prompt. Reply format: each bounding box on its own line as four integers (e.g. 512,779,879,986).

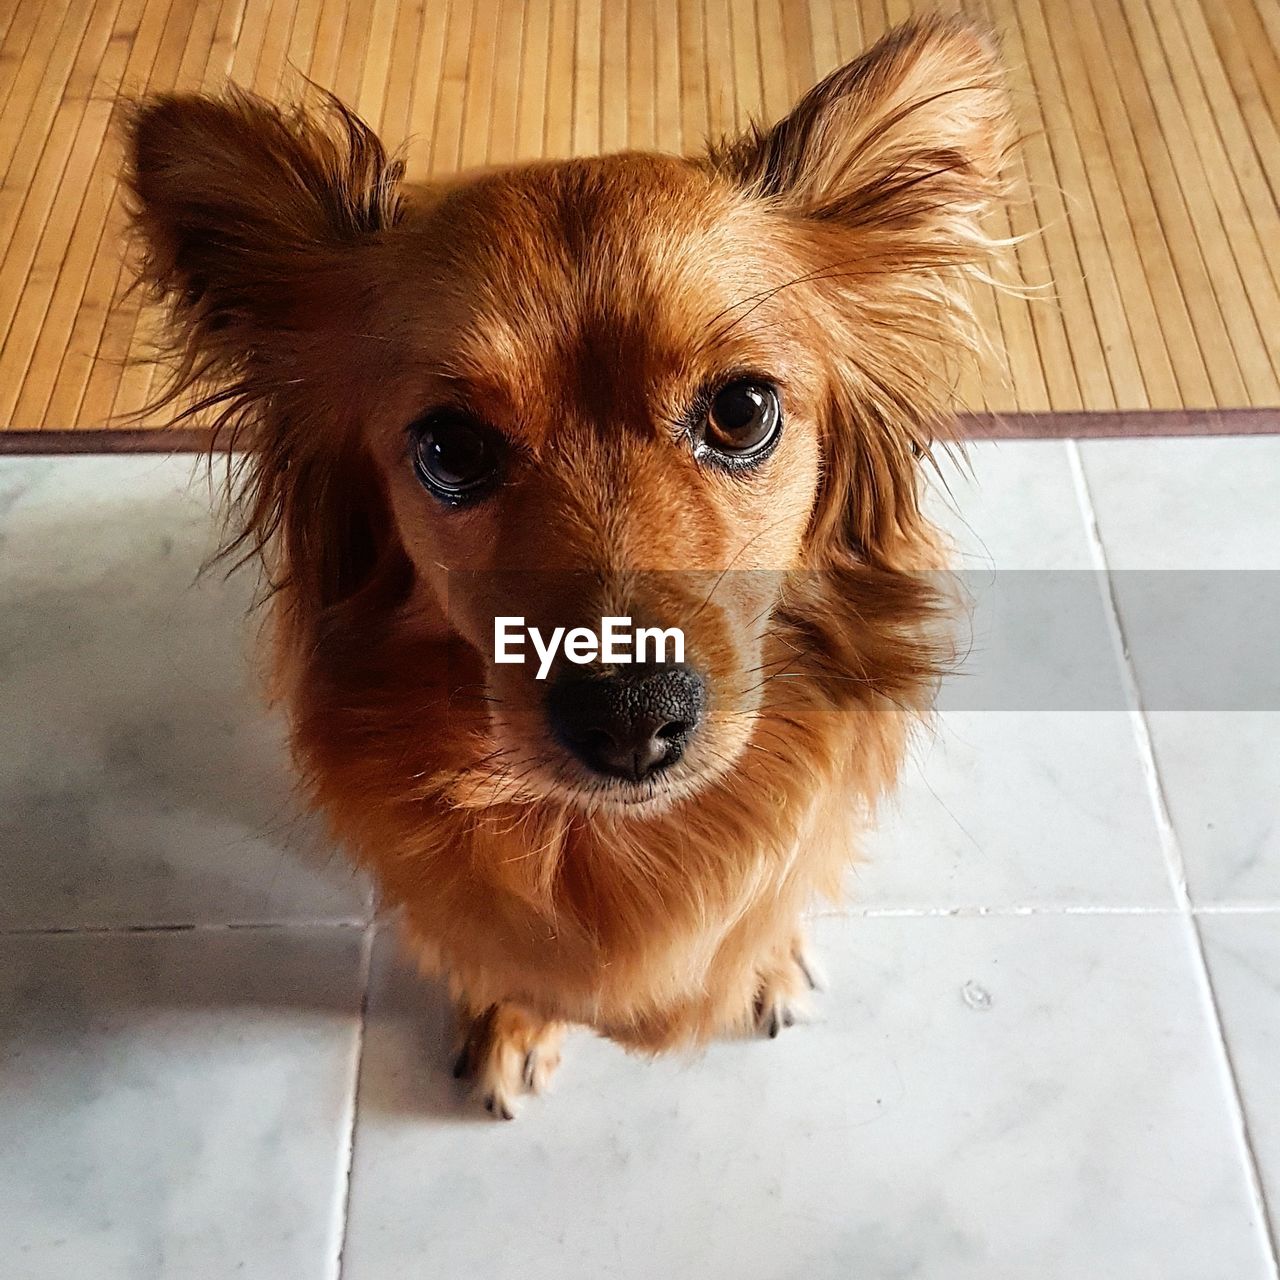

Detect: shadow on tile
0,927,368,1049
0,925,364,1278
0,459,369,927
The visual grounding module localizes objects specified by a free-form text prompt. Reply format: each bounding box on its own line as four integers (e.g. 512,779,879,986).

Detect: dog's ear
710,17,1012,571
707,15,1009,248
125,87,403,375
124,90,408,617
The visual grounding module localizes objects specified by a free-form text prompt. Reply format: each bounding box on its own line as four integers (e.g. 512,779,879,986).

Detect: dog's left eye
701,380,782,464
410,414,504,504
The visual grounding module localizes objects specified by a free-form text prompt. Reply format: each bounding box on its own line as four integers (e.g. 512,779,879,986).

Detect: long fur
123,16,1013,1077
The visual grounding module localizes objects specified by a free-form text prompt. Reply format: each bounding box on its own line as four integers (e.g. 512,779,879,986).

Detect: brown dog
124,15,1011,1118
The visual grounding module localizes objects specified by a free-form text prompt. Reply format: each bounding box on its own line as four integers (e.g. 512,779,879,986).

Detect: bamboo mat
1,0,1279,435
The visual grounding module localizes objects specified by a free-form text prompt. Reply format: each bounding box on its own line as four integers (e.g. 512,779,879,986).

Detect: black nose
546,664,705,782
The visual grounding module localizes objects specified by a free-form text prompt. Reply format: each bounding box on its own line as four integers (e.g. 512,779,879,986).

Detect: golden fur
123,15,1013,1116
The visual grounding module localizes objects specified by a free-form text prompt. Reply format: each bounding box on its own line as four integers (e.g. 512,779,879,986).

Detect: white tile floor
2,440,1277,1279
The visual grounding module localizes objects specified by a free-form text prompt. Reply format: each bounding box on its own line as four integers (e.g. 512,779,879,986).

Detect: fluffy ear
710,17,1013,571
123,89,408,615
708,14,1010,246
125,86,404,378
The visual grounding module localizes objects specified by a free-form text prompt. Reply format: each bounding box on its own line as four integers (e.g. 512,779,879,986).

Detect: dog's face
367,156,825,806
125,16,1010,813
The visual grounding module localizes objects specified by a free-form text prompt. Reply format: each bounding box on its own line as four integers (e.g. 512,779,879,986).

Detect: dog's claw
754,936,820,1038
762,1004,796,1039
483,1093,515,1121
792,937,828,992
452,1003,564,1120
757,995,800,1040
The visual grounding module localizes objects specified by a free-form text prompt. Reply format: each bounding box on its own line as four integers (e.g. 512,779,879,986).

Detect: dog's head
125,16,1010,815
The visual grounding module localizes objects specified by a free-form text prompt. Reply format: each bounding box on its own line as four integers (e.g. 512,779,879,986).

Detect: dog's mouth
447,722,737,819
555,765,712,816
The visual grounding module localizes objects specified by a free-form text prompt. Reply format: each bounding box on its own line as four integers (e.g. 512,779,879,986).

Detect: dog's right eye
410,415,504,504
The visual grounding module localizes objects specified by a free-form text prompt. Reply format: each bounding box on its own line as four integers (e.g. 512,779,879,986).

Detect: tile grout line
818,904,1198,919
331,923,374,1280
0,918,372,937
1067,438,1280,1273
5,905,1280,939
1191,904,1280,915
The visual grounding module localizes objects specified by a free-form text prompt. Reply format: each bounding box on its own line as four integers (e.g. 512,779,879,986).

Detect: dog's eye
702,380,781,463
410,415,503,503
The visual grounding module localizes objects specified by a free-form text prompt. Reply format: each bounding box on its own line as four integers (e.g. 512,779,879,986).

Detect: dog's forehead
399,154,798,441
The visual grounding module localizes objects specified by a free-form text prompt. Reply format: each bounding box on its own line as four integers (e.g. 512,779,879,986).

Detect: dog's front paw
753,934,826,1039
452,1003,564,1120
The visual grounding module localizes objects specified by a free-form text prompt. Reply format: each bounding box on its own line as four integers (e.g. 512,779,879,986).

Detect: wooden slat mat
1,0,1279,438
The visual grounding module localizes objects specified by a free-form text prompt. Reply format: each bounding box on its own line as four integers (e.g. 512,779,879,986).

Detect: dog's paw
753,935,826,1039
452,1003,564,1120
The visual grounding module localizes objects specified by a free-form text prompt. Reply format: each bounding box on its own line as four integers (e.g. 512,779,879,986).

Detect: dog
123,14,1012,1118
